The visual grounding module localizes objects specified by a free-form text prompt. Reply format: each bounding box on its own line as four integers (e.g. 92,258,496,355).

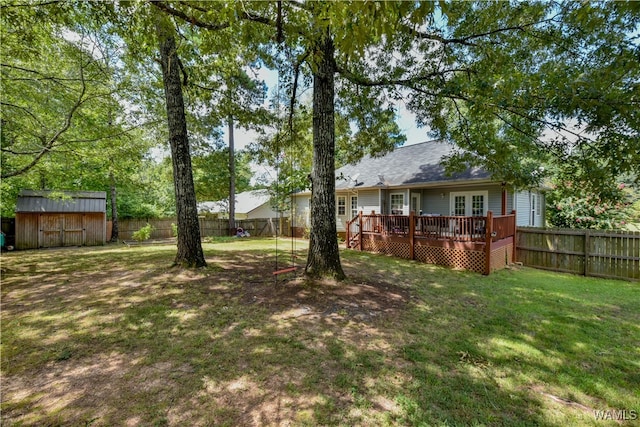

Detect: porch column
358,211,363,251
484,211,493,275
409,210,415,260
501,185,507,216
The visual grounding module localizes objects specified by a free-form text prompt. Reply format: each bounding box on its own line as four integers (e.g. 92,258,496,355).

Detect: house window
351,196,358,218
337,196,346,216
450,191,488,216
391,193,404,215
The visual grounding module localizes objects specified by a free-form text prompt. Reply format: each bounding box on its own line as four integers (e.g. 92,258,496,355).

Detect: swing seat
272,266,297,275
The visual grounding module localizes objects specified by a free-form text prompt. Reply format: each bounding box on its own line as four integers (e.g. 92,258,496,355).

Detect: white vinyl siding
514,190,544,227
358,189,380,215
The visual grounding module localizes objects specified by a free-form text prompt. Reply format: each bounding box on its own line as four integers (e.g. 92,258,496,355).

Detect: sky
221,67,431,152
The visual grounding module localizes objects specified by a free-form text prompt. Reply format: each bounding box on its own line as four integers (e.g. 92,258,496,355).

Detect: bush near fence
111,217,290,240
516,227,640,281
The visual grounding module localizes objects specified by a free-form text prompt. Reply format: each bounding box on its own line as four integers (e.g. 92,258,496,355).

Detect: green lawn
1,239,638,426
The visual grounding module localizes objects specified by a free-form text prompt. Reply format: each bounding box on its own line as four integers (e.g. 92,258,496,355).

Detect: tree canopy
1,1,637,274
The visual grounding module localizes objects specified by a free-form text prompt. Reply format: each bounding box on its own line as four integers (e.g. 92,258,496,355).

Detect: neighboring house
292,140,545,232
15,190,107,250
198,190,279,220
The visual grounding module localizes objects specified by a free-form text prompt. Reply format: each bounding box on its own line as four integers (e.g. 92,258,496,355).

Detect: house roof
198,190,272,215
335,140,491,190
16,190,107,213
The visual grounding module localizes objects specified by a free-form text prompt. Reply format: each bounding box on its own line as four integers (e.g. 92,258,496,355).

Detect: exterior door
350,195,358,221
410,193,421,214
530,192,538,226
453,195,466,216
450,191,488,216
63,214,84,246
40,214,62,248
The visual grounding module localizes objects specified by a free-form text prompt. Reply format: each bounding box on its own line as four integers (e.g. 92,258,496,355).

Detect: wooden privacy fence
112,217,291,240
516,227,640,281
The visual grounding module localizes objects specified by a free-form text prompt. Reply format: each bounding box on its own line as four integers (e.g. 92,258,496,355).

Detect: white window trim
350,195,358,219
390,192,405,215
449,191,489,216
337,195,346,216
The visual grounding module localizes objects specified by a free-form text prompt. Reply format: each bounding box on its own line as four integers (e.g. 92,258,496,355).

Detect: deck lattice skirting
347,211,516,275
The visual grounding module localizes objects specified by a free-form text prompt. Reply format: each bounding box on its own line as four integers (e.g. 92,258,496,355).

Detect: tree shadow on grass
2,246,636,425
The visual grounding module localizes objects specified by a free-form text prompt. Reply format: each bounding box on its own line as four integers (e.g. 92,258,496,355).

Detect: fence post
584,229,590,277
484,211,493,275
358,211,363,251
409,210,415,260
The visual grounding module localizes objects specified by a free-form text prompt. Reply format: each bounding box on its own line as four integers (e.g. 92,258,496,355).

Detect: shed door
40,214,62,248
63,214,84,246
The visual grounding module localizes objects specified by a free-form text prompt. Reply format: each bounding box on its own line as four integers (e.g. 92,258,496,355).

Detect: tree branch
405,17,551,47
336,63,472,89
1,62,88,179
151,2,230,30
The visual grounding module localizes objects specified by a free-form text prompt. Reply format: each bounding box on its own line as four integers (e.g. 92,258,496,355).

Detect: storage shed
15,190,107,250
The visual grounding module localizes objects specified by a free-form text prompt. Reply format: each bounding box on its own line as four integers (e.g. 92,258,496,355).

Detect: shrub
132,223,154,242
546,182,632,229
171,223,178,237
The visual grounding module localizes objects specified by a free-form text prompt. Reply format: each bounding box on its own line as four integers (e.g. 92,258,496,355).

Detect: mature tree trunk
228,116,236,235
155,15,206,268
109,171,119,242
305,34,346,280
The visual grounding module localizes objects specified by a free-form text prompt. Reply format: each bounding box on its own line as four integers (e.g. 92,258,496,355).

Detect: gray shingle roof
198,190,272,214
16,190,107,213
335,140,491,190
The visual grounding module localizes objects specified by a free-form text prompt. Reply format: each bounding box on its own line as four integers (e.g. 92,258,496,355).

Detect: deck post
358,211,363,251
409,210,415,260
501,185,507,215
511,209,517,263
345,214,351,249
484,211,493,275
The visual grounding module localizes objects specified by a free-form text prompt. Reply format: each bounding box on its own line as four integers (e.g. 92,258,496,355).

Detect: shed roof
335,140,491,190
16,190,107,213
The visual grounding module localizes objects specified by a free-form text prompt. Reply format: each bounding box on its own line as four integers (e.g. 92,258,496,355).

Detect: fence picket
517,227,639,281
114,217,284,240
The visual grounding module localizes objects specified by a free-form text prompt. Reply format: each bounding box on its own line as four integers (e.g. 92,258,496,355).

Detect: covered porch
346,211,516,275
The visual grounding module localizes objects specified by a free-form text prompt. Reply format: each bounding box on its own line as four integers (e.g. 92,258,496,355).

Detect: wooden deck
346,211,516,275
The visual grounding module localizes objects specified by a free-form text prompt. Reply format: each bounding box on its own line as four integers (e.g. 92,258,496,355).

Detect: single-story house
198,190,279,220
292,140,545,232
15,190,107,250
291,140,545,274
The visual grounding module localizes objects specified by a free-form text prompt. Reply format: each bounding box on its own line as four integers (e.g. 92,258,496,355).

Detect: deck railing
348,212,513,243
346,211,517,274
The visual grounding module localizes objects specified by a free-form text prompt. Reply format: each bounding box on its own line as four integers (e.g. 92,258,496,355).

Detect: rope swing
272,32,298,280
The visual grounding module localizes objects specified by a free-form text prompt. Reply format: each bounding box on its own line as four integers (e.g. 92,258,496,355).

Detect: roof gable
335,140,490,190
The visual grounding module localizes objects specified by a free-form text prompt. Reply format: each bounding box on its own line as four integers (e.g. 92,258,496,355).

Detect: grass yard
1,239,638,426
